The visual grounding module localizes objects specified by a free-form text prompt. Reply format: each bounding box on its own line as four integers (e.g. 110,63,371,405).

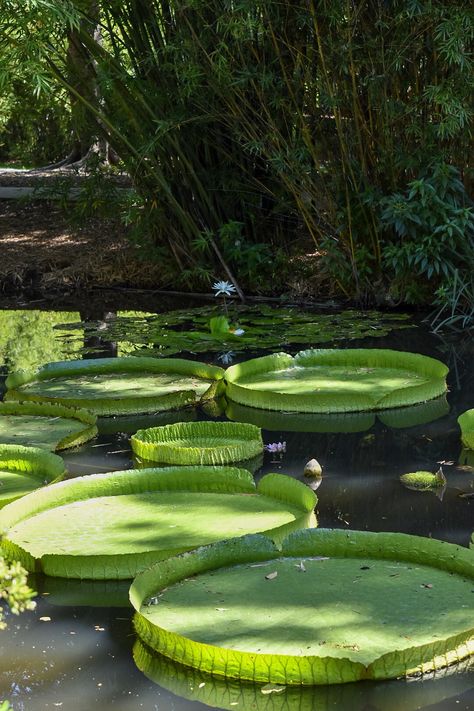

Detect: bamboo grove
1,1,473,313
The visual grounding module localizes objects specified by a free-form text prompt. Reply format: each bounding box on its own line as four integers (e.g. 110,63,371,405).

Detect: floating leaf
131,529,474,684
225,349,448,414
131,421,263,465
0,469,316,579
5,357,224,416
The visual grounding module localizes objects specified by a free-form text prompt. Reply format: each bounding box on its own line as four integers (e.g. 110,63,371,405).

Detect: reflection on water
134,639,474,711
0,310,82,373
0,299,473,710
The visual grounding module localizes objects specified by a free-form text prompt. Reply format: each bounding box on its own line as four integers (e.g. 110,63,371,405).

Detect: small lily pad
400,469,446,491
131,421,263,465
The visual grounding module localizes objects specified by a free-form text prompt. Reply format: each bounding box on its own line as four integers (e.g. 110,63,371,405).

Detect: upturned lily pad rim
0,443,66,507
458,410,474,450
0,400,98,451
4,356,225,416
131,528,474,686
225,349,448,414
131,420,263,465
133,639,474,711
0,467,316,579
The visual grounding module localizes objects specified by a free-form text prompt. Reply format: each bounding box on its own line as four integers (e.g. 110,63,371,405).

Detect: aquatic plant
400,468,447,491
225,349,448,414
133,637,474,711
4,357,225,416
131,529,474,685
78,306,413,359
131,421,263,466
0,444,65,508
0,468,316,580
0,401,97,451
458,410,474,450
212,280,237,298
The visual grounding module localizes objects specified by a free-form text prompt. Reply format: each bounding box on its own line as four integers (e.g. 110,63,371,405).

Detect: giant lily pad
4,357,225,416
131,421,263,465
0,468,316,579
0,444,65,508
131,529,474,685
0,401,97,451
458,410,474,450
225,350,448,413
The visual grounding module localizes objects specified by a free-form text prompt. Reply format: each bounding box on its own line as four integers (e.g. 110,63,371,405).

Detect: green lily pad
131,529,474,685
400,470,446,491
0,444,65,508
133,640,474,711
0,468,316,579
0,401,97,451
5,357,224,416
458,410,474,450
131,421,263,465
225,350,448,413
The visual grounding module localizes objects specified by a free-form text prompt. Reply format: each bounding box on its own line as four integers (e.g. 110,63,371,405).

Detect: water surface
0,293,473,710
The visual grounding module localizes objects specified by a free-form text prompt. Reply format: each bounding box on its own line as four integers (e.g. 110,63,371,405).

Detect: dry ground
0,169,163,294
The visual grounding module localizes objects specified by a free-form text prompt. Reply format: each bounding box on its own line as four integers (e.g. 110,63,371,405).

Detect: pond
0,291,473,710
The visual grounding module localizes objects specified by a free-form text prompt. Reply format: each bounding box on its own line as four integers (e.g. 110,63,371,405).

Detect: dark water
0,292,473,710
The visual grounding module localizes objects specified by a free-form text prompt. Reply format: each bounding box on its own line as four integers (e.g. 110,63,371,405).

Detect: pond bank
0,199,164,295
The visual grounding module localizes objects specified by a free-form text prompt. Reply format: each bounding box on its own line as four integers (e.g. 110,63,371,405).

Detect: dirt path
0,169,162,295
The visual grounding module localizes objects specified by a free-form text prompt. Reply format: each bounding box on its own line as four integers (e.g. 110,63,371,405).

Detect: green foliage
0,555,36,630
1,1,472,302
381,164,474,307
5,356,224,416
80,304,413,359
0,83,71,166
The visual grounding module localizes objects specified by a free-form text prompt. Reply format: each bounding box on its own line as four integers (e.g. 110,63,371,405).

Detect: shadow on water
0,295,473,709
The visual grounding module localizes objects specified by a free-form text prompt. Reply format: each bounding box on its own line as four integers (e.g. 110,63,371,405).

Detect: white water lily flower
212,280,237,297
